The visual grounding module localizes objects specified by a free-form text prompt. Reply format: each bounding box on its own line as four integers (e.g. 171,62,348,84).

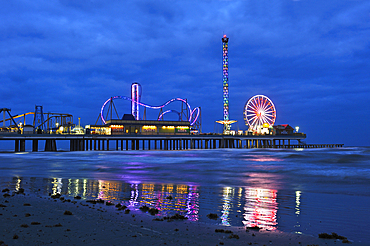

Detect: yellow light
263,123,269,128
143,125,157,130
216,120,237,125
110,125,123,129
162,126,175,129
176,126,189,129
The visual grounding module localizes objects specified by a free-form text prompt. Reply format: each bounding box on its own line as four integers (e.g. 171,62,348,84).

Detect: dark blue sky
1,0,369,146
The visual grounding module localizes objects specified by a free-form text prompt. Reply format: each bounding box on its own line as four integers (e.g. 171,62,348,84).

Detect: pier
0,134,343,152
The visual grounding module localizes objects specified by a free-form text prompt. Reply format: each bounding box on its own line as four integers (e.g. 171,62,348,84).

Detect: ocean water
0,147,369,243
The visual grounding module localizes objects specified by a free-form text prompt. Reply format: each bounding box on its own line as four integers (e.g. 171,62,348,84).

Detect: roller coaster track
100,96,200,126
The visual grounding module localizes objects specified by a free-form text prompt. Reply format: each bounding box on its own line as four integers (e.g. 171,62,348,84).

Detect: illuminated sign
110,125,124,129
175,126,189,133
142,125,157,132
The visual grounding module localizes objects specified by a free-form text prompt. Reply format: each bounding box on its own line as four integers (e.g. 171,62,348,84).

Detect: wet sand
0,190,354,246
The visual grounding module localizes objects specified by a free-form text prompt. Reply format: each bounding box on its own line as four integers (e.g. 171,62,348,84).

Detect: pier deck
0,133,343,152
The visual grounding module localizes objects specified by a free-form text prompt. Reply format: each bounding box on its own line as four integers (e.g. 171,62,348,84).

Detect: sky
1,0,369,146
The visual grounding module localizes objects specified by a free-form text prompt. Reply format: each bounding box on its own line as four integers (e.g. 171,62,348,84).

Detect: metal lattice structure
222,34,229,122
33,105,46,132
216,34,236,133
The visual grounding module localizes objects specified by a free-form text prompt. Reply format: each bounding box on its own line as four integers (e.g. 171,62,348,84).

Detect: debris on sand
319,232,347,240
139,205,150,212
207,213,218,220
318,232,349,243
153,218,164,221
117,205,128,211
51,193,61,199
15,188,25,194
246,226,261,231
86,199,104,204
228,234,239,239
148,208,159,215
164,214,187,220
64,210,73,215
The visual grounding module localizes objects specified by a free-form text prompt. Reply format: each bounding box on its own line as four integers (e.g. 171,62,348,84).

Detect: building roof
121,114,136,120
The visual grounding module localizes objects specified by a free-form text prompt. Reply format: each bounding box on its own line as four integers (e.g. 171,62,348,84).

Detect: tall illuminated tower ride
216,34,236,133
131,82,141,120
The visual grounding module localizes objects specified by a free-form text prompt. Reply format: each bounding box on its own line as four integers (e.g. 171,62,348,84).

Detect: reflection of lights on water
294,190,302,233
295,191,301,215
246,155,283,162
243,188,278,230
5,177,285,231
83,179,87,197
186,186,199,221
51,178,62,195
74,179,79,196
9,178,200,223
130,184,139,207
15,177,21,192
98,180,110,200
221,187,234,226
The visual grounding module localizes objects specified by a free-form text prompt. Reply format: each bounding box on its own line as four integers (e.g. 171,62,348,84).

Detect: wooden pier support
6,134,343,153
15,140,19,152
45,139,57,151
32,140,38,152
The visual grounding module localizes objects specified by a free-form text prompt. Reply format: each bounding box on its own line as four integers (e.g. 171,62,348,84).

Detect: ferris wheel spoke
261,115,270,124
246,108,257,112
264,109,273,114
248,116,258,123
253,98,258,109
262,101,270,111
249,100,258,111
247,105,257,112
249,117,258,127
246,115,257,121
256,97,262,109
259,117,264,126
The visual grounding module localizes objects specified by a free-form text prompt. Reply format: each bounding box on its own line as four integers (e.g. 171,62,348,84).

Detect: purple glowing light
131,83,140,120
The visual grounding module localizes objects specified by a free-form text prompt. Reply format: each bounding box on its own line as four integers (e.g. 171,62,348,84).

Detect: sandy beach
0,189,353,246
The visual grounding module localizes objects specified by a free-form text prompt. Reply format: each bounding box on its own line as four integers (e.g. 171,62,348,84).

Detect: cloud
0,0,369,145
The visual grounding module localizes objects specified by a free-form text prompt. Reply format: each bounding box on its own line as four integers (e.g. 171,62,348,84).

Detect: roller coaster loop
100,96,200,126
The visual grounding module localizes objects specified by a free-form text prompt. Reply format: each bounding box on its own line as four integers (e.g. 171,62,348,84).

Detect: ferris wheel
243,95,276,131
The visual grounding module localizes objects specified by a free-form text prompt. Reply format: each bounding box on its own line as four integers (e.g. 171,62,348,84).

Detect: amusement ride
243,95,276,132
100,83,201,128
